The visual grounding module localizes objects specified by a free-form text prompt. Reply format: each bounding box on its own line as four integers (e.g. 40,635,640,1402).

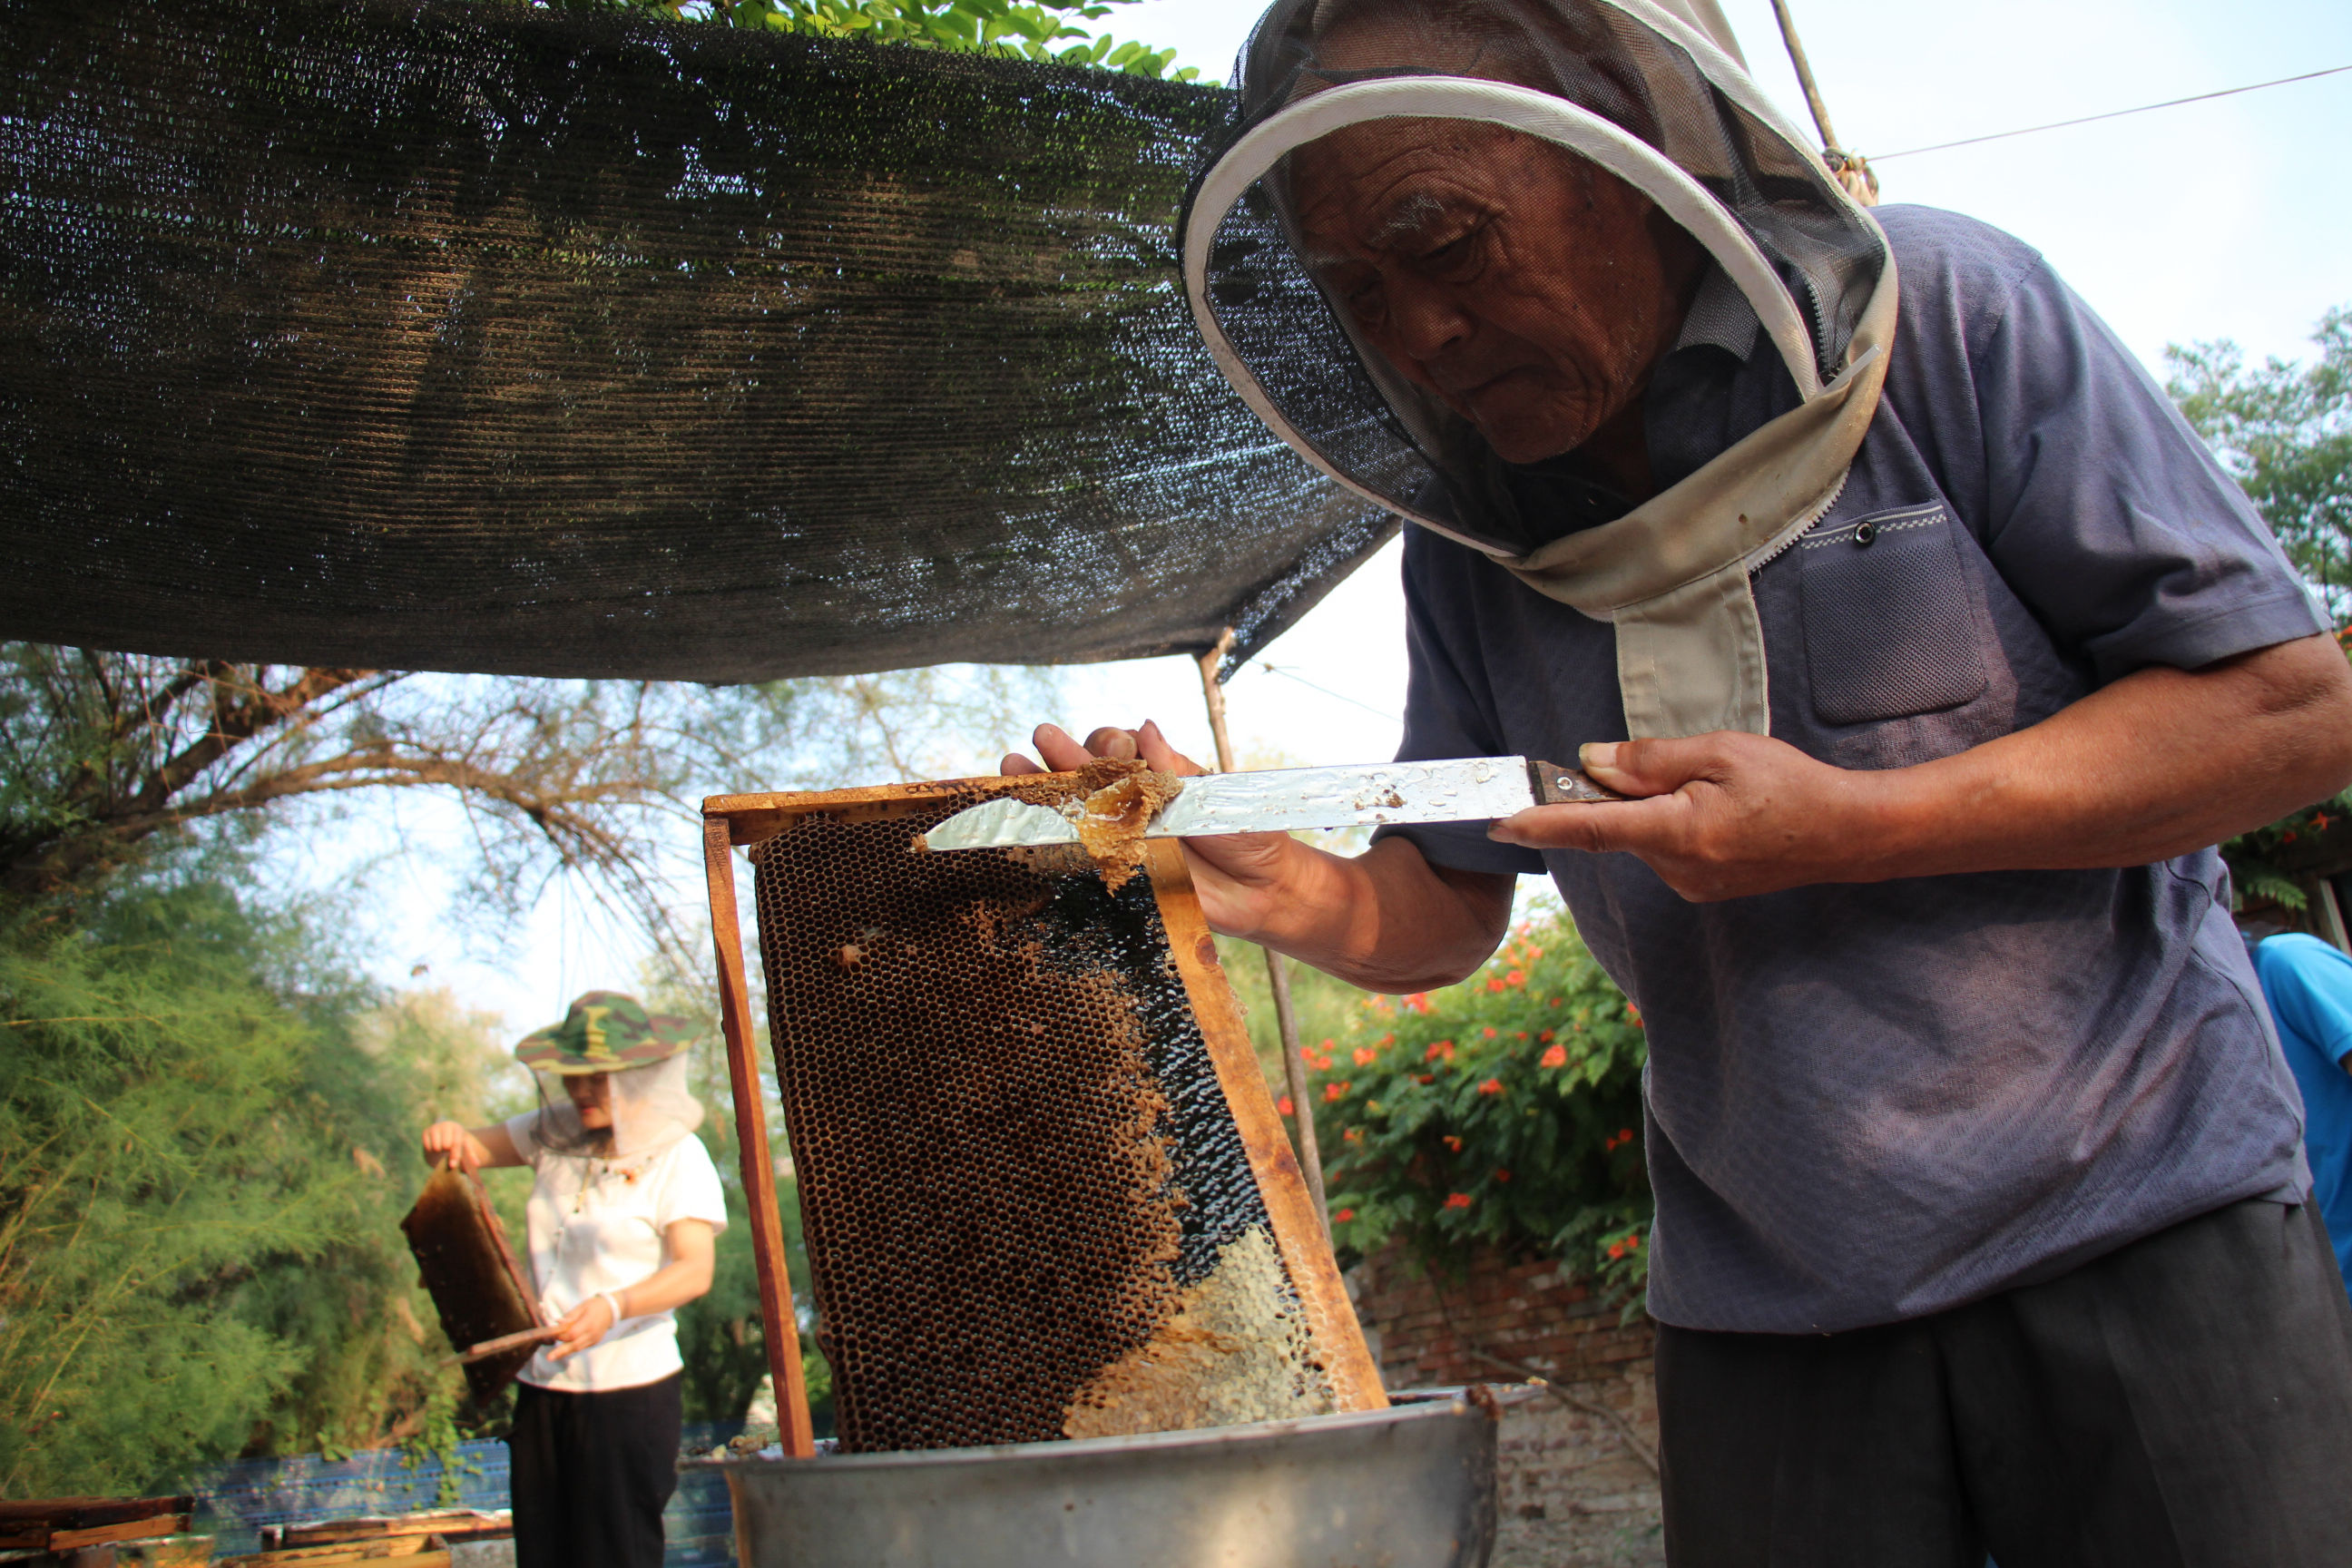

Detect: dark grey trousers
1656,1198,2352,1566
508,1372,683,1568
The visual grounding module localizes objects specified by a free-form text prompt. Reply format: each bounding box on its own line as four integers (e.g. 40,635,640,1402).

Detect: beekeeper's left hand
549,1293,619,1360
1489,636,2352,903
1488,730,1869,902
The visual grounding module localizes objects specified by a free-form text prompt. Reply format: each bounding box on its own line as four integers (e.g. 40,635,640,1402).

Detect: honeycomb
401,1167,542,1404
750,769,1337,1453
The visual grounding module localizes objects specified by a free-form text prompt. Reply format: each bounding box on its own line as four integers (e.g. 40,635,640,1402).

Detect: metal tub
696,1390,1525,1568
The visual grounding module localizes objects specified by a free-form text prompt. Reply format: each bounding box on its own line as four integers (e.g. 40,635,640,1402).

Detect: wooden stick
1264,953,1328,1230
703,817,817,1457
1194,632,1328,1235
447,1325,563,1367
1766,0,1877,203
1766,0,1840,152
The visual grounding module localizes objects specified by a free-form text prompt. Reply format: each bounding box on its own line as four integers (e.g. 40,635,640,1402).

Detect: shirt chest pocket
1798,505,1993,726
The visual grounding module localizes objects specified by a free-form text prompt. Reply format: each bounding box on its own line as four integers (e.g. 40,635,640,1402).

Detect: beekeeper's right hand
421,1120,495,1172
999,720,1512,994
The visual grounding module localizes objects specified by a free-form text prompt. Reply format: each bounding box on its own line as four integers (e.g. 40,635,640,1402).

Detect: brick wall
1350,1245,1664,1568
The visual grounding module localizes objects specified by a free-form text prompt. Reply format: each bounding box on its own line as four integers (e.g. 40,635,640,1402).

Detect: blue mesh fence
186,1424,742,1565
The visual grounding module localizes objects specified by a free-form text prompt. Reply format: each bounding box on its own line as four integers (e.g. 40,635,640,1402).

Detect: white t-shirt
505,1113,729,1393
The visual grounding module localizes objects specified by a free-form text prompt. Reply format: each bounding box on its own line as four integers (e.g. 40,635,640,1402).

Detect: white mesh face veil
1181,0,1900,738
529,1052,706,1161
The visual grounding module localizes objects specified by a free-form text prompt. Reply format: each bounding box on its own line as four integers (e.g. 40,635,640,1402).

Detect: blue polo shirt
2254,935,2352,1289
1382,205,2323,1334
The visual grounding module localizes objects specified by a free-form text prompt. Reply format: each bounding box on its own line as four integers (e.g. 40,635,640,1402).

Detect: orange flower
1443,1134,1463,1152
1278,1095,1294,1116
1416,1073,1435,1085
1445,1193,1473,1210
1354,1046,1379,1067
1514,1031,1528,1041
1619,1127,1635,1142
1625,1004,1643,1028
1507,969,1525,986
1540,1044,1568,1068
1426,1040,1455,1062
1324,1081,1349,1102
1628,1233,1643,1250
1607,1242,1625,1259
1335,1208,1356,1223
1343,1127,1364,1144
1403,993,1430,1014
1493,1169,1512,1182
1379,1033,1396,1045
1477,1078,1504,1095
1538,1029,1554,1043
1483,1026,1498,1040
1485,978,1504,993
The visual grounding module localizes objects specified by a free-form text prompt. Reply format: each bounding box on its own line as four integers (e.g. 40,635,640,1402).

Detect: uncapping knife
922,756,1624,851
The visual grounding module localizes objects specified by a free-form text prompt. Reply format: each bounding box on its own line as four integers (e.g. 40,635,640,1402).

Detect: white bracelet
597,1289,627,1326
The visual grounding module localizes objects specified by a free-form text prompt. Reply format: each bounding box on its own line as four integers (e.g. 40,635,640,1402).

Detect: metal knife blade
921,756,1619,852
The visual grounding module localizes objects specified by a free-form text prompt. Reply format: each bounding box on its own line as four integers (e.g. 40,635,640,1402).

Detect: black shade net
0,0,1393,681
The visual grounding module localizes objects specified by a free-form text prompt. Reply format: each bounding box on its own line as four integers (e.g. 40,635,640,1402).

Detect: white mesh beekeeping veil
1181,0,1898,739
529,1053,706,1161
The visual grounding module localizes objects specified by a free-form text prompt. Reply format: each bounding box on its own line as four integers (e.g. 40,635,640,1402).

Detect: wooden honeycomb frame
701,771,1387,1455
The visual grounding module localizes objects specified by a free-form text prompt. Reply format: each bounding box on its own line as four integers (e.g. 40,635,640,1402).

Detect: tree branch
125,667,377,819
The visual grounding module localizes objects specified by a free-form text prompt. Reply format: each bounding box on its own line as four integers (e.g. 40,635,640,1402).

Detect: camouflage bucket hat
514,991,698,1074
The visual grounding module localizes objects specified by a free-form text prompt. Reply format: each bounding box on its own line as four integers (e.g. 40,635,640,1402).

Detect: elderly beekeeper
420,992,726,1568
1006,0,2352,1560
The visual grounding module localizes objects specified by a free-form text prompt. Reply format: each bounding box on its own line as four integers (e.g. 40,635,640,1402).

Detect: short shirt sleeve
1961,250,2325,680
2258,936,2352,1068
503,1111,547,1169
654,1134,730,1235
1375,538,1549,878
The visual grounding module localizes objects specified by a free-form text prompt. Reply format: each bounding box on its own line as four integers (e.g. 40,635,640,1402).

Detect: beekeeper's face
1288,119,1699,466
563,1072,614,1130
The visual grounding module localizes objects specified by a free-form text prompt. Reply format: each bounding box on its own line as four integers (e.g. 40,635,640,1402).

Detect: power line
1872,63,2351,161
1251,662,1401,723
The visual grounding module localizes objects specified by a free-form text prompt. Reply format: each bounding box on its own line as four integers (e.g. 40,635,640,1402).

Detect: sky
341,0,2352,1036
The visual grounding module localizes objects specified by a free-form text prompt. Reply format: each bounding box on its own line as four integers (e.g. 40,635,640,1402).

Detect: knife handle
1528,759,1629,805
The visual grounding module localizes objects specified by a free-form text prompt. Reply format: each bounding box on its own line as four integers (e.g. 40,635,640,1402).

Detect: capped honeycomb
749,766,1342,1453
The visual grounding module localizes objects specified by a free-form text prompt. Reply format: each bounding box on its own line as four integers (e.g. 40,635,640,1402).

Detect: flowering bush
1304,905,1652,1302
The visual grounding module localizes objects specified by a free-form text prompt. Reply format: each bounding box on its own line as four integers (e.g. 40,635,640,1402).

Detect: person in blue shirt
2253,933,2352,1295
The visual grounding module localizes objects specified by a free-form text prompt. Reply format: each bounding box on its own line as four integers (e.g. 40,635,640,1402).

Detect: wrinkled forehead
1255,0,1664,255
1282,118,1599,263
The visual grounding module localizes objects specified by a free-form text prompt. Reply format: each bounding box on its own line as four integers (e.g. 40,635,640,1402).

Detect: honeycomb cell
749,785,1328,1453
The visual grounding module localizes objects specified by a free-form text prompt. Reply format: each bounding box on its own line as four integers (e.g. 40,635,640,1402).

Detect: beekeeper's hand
999,721,1511,992
549,1294,618,1360
1491,634,2352,901
418,1120,523,1172
1001,720,1298,932
420,1120,488,1172
1488,730,1869,901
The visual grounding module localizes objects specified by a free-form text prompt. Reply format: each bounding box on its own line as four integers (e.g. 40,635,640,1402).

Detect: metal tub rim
681,1383,1543,1475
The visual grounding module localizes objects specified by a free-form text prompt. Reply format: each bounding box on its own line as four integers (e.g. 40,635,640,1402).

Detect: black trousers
508,1372,683,1568
1656,1199,2352,1566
